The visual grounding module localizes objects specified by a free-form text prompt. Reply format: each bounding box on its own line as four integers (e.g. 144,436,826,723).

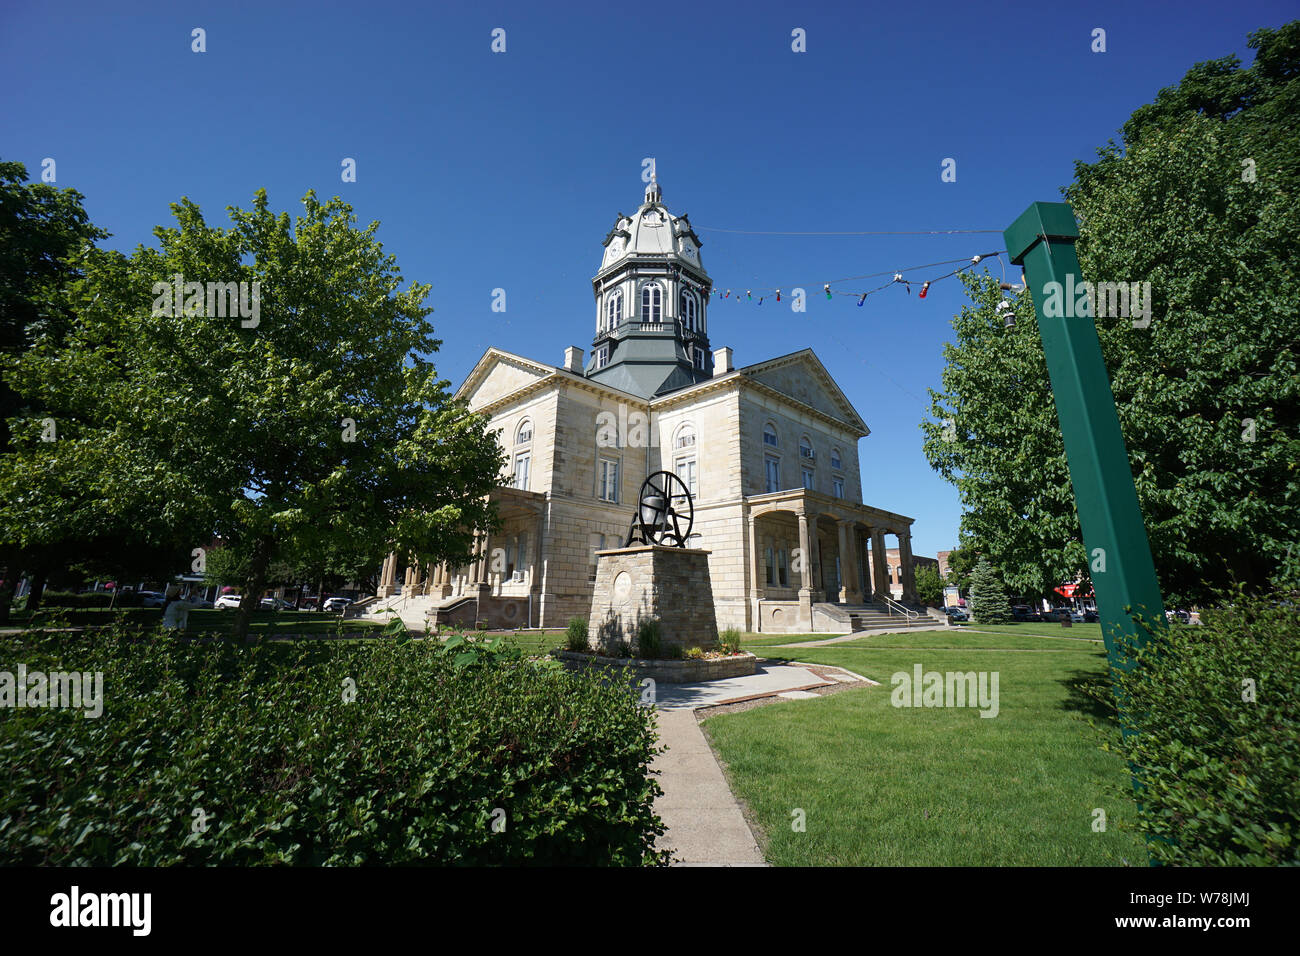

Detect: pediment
739,350,868,434
456,348,555,412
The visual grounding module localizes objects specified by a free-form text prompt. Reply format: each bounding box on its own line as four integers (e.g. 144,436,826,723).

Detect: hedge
1099,592,1299,865
0,626,669,865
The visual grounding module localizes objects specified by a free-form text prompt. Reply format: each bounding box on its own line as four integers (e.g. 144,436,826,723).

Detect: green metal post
1003,202,1166,665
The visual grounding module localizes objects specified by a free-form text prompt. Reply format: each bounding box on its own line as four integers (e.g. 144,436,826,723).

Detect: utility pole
1003,202,1166,669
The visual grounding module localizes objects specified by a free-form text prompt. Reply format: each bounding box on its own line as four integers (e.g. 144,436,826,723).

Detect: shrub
0,624,670,865
718,628,742,655
1093,591,1300,865
969,558,1012,624
565,617,589,652
636,619,662,659
40,590,125,608
914,566,944,608
685,646,705,660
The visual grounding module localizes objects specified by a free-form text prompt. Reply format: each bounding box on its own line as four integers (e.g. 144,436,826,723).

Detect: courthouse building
374,176,919,632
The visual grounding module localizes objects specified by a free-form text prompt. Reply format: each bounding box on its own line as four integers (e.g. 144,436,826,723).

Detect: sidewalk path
650,659,842,866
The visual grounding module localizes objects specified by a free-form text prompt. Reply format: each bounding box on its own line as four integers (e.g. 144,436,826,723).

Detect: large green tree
0,160,110,616
923,23,1300,608
2,189,503,638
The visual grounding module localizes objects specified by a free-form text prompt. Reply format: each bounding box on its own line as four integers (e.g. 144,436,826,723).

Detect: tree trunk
25,569,48,613
0,565,14,625
232,541,272,643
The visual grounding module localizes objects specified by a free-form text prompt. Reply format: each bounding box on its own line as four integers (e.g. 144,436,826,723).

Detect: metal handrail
880,595,921,626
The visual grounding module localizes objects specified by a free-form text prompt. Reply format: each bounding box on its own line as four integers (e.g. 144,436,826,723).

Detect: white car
214,594,243,610
323,597,351,613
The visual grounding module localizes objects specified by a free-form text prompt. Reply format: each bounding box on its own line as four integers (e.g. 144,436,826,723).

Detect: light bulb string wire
707,251,1010,304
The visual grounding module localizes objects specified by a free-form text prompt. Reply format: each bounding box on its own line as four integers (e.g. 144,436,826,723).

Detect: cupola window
641,284,662,324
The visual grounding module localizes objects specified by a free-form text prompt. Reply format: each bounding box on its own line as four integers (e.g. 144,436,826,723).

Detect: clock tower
586,174,715,397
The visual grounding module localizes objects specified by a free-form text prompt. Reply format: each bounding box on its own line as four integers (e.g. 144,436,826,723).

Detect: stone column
748,513,765,629
871,529,889,602
378,551,398,598
797,512,813,630
899,530,918,604
408,557,424,595
839,520,863,604
474,532,492,601
806,514,821,601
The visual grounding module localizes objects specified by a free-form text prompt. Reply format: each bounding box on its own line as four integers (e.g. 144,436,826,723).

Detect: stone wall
588,545,719,651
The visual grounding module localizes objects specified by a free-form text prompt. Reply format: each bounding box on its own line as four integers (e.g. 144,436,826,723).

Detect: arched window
831,448,843,470
641,283,662,324
605,290,622,332
799,436,815,462
763,423,778,448
674,423,696,450
516,419,533,446
680,291,697,331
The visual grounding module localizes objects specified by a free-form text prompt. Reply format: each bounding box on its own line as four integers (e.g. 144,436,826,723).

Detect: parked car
1083,609,1099,623
136,590,166,609
259,597,294,612
214,594,243,610
1011,605,1042,622
299,597,320,612
323,597,351,613
944,606,968,622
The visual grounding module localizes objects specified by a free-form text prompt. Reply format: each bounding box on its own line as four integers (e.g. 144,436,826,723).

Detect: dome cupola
587,175,716,398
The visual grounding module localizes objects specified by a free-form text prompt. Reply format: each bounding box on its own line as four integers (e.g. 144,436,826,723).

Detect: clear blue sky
2,0,1291,557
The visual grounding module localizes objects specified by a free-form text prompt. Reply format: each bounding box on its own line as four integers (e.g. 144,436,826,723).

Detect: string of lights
706,252,1020,306
695,227,1005,237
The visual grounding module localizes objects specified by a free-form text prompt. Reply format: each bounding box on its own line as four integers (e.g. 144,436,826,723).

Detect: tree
914,565,943,608
942,542,979,597
923,23,1300,608
2,189,504,639
969,558,1012,624
0,160,109,619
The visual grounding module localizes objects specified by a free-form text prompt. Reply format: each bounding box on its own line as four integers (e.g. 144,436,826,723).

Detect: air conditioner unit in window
801,448,816,460
511,571,526,584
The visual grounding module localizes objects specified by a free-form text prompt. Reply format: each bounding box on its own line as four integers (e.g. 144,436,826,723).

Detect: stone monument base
588,545,719,653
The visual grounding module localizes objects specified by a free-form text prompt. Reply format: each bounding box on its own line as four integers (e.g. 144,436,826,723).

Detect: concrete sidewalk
652,709,767,866
650,659,852,866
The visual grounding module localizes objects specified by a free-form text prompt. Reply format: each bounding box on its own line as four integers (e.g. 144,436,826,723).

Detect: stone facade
373,178,919,633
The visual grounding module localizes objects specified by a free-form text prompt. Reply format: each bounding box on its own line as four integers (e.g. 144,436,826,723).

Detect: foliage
968,557,1012,624
0,189,505,640
718,627,742,655
1088,591,1300,864
922,23,1300,607
635,618,662,659
942,542,978,596
685,646,705,660
0,625,670,865
565,616,588,652
914,565,943,608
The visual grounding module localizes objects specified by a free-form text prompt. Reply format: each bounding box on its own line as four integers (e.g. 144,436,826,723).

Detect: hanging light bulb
746,290,752,300
857,293,867,306
776,289,781,302
919,281,931,299
824,284,832,300
997,300,1015,328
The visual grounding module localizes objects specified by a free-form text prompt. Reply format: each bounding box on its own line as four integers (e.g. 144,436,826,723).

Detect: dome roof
597,175,706,276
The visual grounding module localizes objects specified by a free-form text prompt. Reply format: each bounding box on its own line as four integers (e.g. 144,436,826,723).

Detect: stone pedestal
588,545,718,652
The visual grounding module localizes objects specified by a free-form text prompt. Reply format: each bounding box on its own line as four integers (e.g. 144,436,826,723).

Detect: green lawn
700,628,1143,866
8,607,384,635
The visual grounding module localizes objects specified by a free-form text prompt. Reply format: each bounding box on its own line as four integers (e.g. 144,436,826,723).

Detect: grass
7,607,384,634
698,627,1144,866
